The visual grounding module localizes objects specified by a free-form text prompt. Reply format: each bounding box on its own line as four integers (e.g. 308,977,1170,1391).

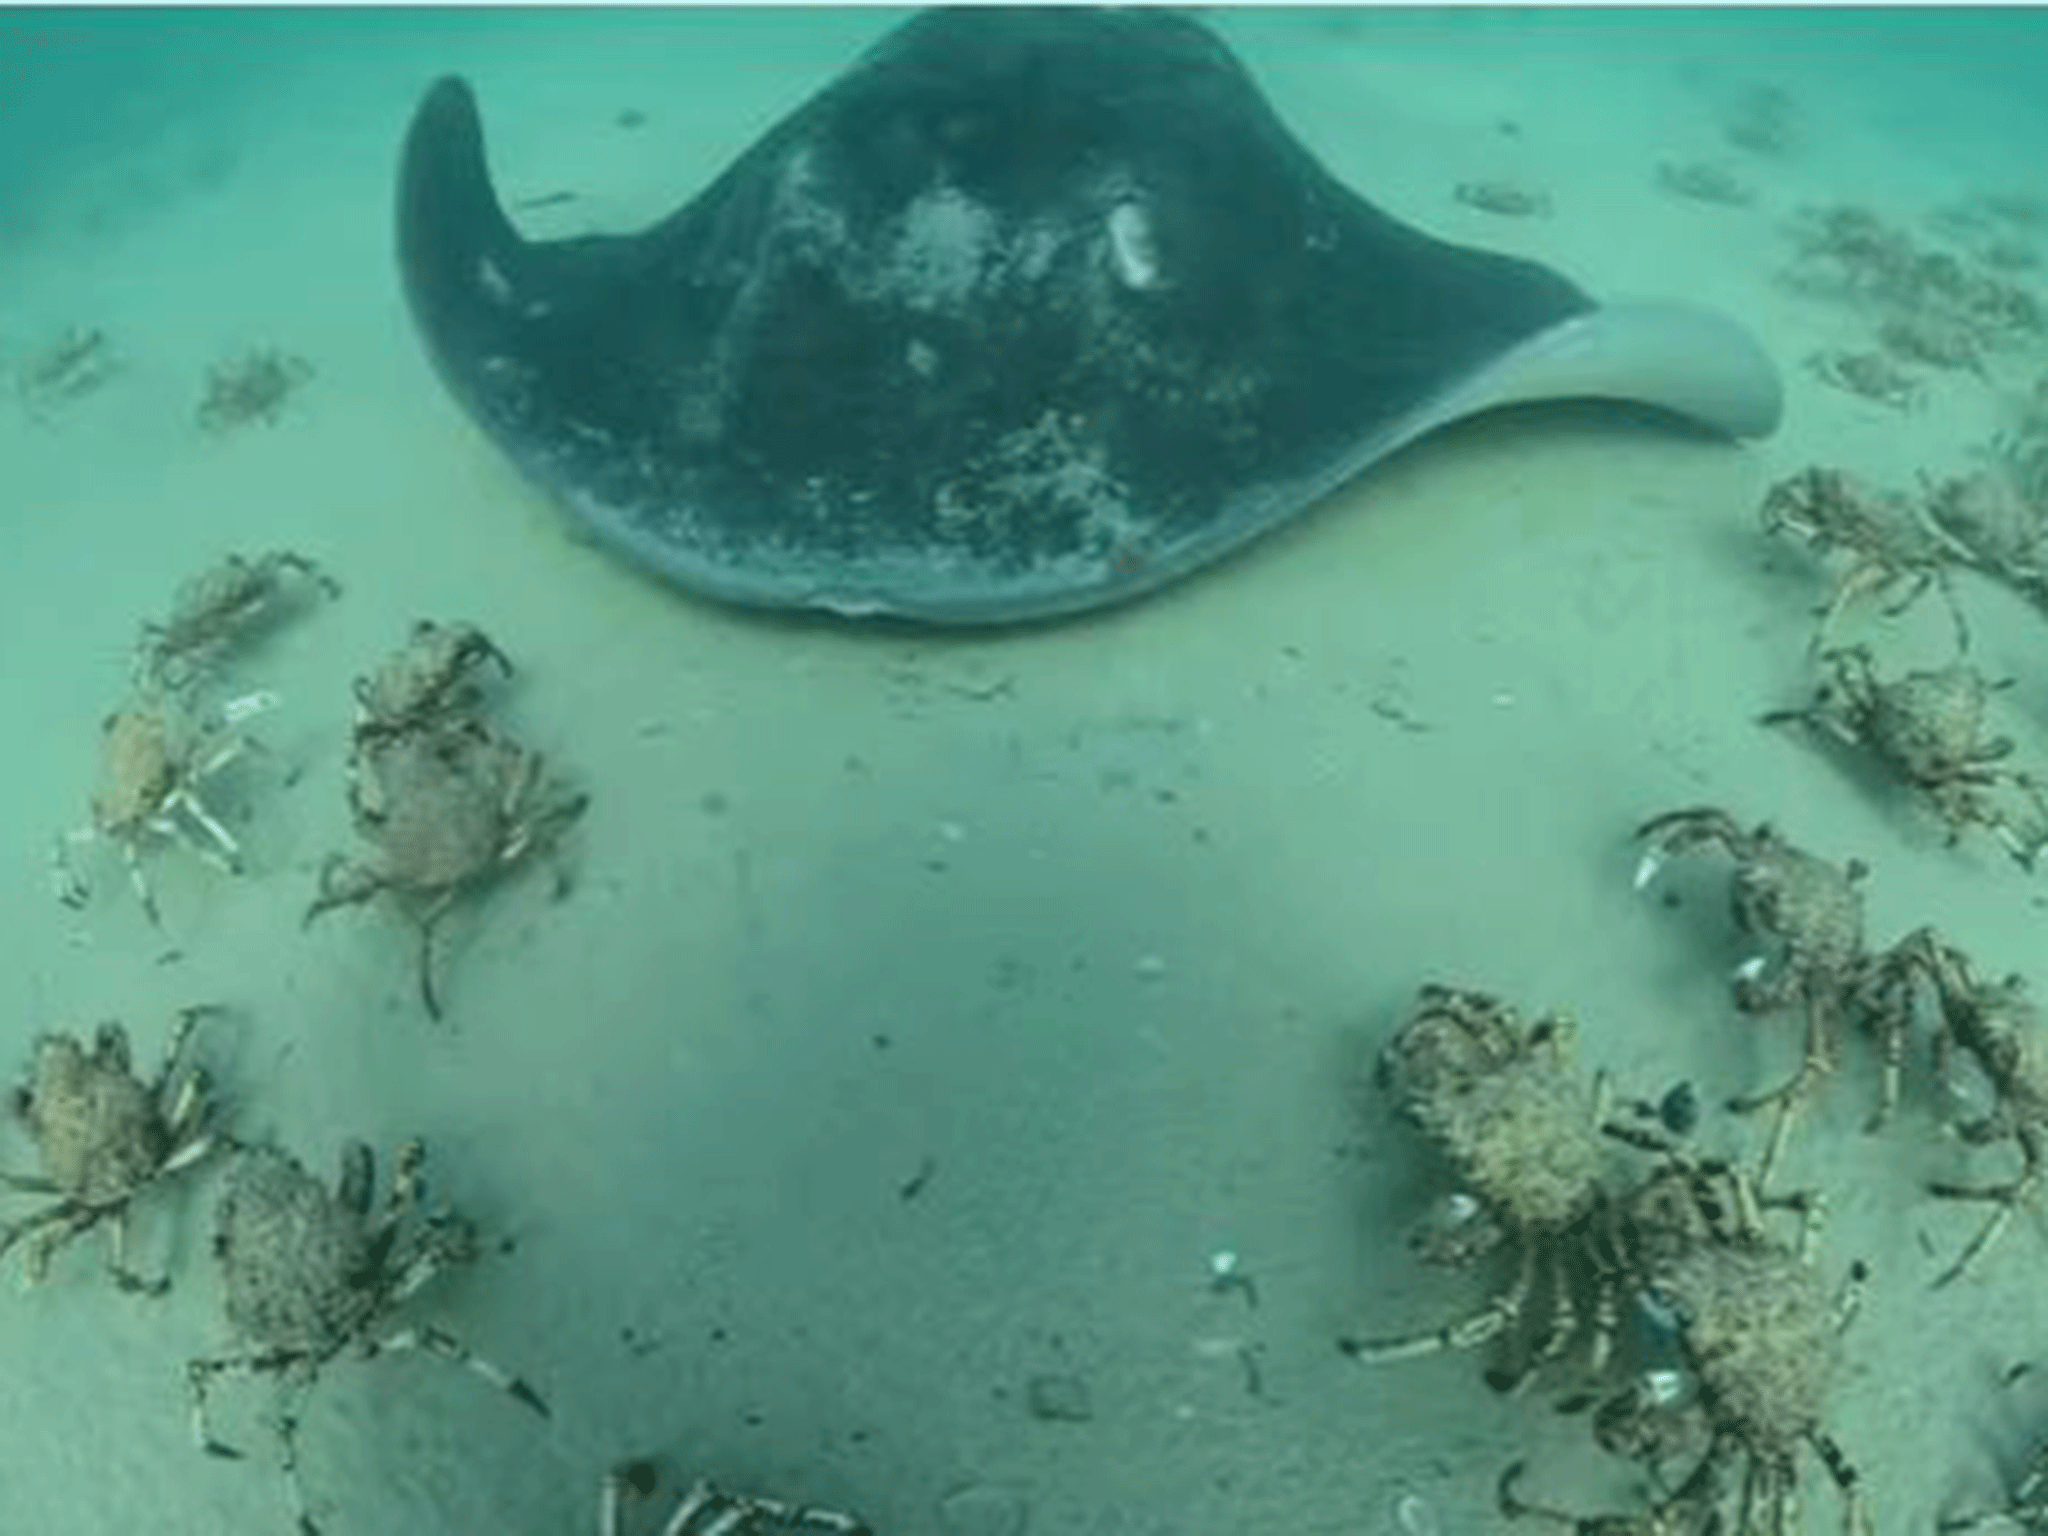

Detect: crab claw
1632,849,1666,891
219,689,281,726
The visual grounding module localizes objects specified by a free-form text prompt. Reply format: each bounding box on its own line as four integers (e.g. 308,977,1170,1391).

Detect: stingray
395,5,1782,625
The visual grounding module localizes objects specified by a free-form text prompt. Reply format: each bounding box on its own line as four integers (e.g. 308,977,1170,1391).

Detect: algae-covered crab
306,715,587,1018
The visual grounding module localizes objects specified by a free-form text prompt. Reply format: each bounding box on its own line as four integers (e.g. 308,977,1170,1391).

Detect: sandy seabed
4,8,2048,1535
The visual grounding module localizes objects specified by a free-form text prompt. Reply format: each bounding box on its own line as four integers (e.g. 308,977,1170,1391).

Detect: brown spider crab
1634,807,1872,1183
1764,645,2048,868
602,1463,872,1535
0,1007,222,1294
1880,312,1987,375
1526,1147,1872,1536
1760,465,1970,654
135,549,340,694
17,324,121,419
195,347,315,437
1342,985,1630,1394
304,713,588,1019
1865,929,2048,1285
54,689,271,926
351,618,513,747
1654,160,1755,208
1721,81,1798,159
1782,203,1918,298
1830,925,1946,1137
189,1137,548,1535
1804,347,1924,412
1917,465,2048,604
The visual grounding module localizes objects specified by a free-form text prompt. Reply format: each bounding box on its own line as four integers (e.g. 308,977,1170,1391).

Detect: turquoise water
3,7,2048,1535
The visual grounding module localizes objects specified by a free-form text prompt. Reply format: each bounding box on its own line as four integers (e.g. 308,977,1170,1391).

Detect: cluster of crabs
14,555,869,1532
11,323,317,434
1766,193,2048,875
52,548,340,926
1350,977,1875,1536
1351,439,2048,1532
1758,195,2048,872
1757,458,2048,871
1362,272,2048,1521
1352,802,2048,1536
0,1005,862,1533
303,614,589,1020
0,997,551,1533
55,550,588,1021
1781,199,2044,418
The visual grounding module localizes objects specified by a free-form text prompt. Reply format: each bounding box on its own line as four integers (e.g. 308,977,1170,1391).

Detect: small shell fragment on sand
1396,1492,1440,1536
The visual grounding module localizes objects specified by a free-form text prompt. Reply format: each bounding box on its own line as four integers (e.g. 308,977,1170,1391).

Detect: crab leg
0,1198,93,1282
363,1323,550,1418
121,837,164,926
166,786,245,875
102,1205,169,1296
1341,1237,1535,1364
154,1003,215,1107
370,1144,483,1312
1728,993,1837,1188
600,1467,643,1536
660,1480,870,1536
1928,1167,2040,1287
275,1387,321,1536
50,829,92,909
186,1345,306,1459
186,1359,326,1536
24,1207,105,1283
415,890,461,1021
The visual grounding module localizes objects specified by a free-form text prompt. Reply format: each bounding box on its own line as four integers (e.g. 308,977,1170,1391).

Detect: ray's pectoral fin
1431,300,1785,450
397,76,642,432
396,77,532,371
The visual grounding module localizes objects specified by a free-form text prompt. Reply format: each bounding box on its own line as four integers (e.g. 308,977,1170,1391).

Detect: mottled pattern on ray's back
396,6,1768,623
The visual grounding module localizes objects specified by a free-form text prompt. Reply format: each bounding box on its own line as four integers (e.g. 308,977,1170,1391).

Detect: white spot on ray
1106,200,1163,290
